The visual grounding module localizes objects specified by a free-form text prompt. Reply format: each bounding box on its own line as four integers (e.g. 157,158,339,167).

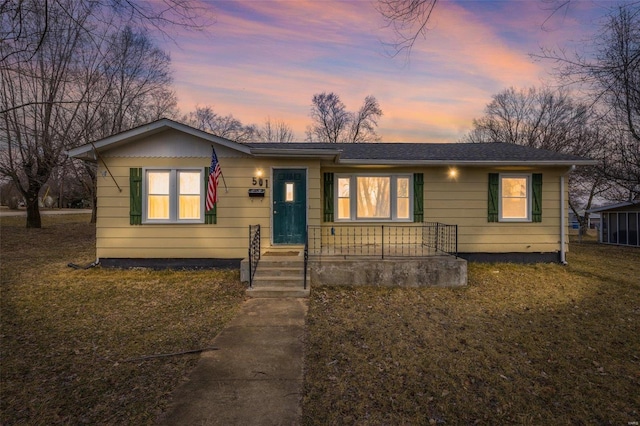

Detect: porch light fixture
448,167,458,179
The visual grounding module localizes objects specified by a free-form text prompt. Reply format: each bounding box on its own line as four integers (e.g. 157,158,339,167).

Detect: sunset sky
164,0,613,142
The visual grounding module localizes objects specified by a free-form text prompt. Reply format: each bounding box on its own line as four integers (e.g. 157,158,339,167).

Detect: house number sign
252,177,269,188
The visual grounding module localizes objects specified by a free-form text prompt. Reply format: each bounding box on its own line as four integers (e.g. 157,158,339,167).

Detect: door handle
274,210,277,214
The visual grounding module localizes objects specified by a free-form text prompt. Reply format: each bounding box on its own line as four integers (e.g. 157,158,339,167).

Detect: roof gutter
249,147,342,161
335,159,598,167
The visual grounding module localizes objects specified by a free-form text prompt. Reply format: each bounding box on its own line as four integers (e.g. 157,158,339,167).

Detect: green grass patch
303,241,640,424
1,214,246,424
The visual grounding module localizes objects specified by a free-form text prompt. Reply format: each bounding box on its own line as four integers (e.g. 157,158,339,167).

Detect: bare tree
376,0,437,56
100,27,176,133
547,4,640,142
538,3,640,194
307,92,351,143
0,0,96,227
0,0,48,66
257,117,295,142
349,95,383,142
184,105,258,143
307,92,383,143
0,0,181,227
600,118,640,200
463,87,591,153
70,26,177,223
0,0,209,71
375,0,579,58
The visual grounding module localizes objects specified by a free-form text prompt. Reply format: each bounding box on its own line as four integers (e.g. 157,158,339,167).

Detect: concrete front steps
246,253,310,298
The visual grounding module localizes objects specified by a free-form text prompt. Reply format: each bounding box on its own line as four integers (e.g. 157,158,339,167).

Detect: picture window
336,174,413,221
143,169,204,223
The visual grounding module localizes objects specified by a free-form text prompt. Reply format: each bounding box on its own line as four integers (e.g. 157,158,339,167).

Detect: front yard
0,214,246,424
1,214,638,424
303,240,640,424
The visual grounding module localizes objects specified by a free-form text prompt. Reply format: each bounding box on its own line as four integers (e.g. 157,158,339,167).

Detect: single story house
587,201,640,247
68,118,595,288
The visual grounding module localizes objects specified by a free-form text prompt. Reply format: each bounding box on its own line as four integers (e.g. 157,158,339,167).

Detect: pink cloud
165,0,603,142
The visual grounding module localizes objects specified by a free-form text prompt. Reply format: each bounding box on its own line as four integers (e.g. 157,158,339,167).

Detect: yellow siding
321,166,570,255
423,167,568,254
96,137,570,260
96,151,321,259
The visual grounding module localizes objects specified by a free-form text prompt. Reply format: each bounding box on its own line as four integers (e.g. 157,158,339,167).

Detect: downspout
560,166,575,265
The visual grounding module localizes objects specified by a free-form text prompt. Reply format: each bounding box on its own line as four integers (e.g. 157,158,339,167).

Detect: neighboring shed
588,201,640,247
569,210,600,230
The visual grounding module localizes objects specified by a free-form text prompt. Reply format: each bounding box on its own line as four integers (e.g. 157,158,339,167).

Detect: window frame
334,173,413,222
142,168,205,224
499,173,532,222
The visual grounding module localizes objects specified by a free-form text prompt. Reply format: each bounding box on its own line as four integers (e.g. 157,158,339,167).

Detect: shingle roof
67,118,595,166
245,142,594,164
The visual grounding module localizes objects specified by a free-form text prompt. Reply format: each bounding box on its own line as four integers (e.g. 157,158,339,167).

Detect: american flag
206,147,221,211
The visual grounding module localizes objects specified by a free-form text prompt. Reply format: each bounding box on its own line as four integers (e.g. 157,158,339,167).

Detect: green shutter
532,173,542,223
323,172,334,222
488,173,499,222
205,204,217,224
204,166,217,224
413,173,424,223
130,168,142,225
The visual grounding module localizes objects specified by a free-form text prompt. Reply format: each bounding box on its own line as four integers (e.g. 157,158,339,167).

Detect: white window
144,169,203,223
500,174,530,222
396,176,410,219
337,177,351,220
336,174,412,221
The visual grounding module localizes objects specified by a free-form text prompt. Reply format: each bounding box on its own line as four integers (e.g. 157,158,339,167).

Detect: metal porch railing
248,224,260,288
303,231,308,290
306,223,457,259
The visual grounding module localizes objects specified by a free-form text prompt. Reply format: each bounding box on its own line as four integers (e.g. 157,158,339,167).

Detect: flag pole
212,145,229,193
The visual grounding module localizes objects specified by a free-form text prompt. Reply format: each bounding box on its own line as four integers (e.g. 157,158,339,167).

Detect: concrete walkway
159,298,308,426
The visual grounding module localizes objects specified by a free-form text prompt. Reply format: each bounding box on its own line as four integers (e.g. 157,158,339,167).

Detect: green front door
273,169,306,244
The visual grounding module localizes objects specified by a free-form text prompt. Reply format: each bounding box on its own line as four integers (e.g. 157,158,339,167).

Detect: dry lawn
1,214,246,425
303,241,640,425
3,213,638,425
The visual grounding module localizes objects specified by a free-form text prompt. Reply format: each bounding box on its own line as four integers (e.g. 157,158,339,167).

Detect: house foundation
309,256,467,287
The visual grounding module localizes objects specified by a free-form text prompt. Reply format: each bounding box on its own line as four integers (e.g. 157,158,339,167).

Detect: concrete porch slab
309,255,467,287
